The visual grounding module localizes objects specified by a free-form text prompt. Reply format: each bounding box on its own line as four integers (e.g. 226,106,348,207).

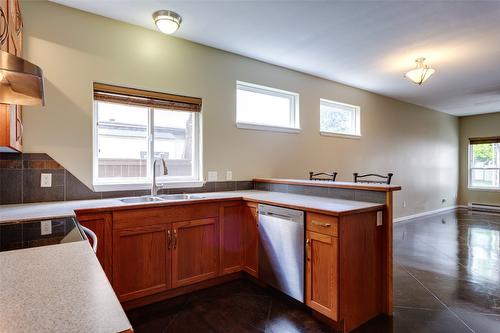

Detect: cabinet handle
173,229,177,249
16,116,23,141
312,220,331,228
306,239,311,261
167,230,171,250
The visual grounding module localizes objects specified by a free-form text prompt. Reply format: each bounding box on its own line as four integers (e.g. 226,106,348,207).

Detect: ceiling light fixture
404,57,435,85
153,10,182,34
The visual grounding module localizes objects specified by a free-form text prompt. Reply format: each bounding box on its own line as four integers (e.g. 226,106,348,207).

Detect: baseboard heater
468,203,500,213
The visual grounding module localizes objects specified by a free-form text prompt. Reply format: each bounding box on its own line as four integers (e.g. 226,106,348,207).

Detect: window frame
319,98,361,139
92,100,203,192
236,81,300,133
468,142,500,192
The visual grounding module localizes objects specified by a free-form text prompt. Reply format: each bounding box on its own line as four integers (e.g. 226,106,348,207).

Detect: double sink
119,193,206,204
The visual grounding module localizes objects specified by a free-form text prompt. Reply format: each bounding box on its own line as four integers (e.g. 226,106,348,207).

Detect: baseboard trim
394,205,464,223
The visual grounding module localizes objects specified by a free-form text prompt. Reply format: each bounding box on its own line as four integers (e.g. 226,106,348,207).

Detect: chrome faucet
151,158,168,196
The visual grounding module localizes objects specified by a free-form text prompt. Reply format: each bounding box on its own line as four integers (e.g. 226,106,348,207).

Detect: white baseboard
394,205,464,223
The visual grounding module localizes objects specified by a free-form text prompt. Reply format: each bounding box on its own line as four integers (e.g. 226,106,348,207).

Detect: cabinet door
113,225,170,302
0,0,8,52
7,0,21,56
242,203,258,277
171,218,219,288
306,230,338,321
220,203,243,275
77,212,112,281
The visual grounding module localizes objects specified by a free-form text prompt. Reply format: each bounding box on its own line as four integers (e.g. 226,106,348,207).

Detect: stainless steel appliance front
258,204,304,302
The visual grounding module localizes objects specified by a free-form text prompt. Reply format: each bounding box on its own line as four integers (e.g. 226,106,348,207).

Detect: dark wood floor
126,209,500,333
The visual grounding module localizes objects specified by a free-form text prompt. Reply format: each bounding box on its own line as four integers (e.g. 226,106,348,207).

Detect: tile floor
127,209,500,333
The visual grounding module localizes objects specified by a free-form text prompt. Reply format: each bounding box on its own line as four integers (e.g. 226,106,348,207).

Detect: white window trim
92,101,203,191
319,98,361,138
236,81,300,133
467,143,500,191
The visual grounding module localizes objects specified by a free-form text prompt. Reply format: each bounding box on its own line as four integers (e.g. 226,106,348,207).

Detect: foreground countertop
0,241,132,333
0,190,385,223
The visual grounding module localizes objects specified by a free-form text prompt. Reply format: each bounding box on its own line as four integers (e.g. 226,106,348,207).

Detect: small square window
320,99,360,138
236,81,299,133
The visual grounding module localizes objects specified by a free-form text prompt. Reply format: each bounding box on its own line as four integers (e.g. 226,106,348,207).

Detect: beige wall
459,112,500,206
21,1,459,218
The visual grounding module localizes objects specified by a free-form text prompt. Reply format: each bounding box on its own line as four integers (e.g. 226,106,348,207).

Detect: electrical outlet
40,173,52,187
40,220,52,235
226,170,233,181
442,198,446,204
376,211,383,226
403,201,407,208
207,171,218,182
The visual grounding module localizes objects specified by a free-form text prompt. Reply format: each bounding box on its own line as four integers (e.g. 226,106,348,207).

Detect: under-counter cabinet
171,218,219,288
113,224,171,301
76,212,113,281
242,201,259,277
219,202,244,275
306,211,384,332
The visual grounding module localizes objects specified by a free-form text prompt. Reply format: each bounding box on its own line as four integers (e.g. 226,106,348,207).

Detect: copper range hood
0,50,44,106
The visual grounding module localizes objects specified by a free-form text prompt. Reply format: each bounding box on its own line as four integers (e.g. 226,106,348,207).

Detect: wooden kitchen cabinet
220,202,243,275
242,202,258,277
305,210,383,332
0,0,8,52
305,230,338,321
171,218,219,288
76,212,113,281
112,224,171,302
0,0,22,152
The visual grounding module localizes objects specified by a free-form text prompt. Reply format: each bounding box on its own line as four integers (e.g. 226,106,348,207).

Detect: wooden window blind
93,83,202,112
469,136,500,145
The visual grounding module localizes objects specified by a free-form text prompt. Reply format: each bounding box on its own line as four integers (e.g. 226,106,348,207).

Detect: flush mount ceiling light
404,57,436,85
153,10,182,34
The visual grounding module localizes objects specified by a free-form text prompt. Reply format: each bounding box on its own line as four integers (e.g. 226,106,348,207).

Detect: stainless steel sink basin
158,194,206,200
120,196,165,204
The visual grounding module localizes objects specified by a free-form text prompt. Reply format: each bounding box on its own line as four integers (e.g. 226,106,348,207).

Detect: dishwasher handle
259,211,296,221
81,225,98,253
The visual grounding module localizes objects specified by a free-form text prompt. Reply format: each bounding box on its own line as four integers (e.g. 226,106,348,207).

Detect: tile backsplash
0,153,254,205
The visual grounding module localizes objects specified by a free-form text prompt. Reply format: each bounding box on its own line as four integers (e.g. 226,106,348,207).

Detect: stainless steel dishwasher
258,204,304,302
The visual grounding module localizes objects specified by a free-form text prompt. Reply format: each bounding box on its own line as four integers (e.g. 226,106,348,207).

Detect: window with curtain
469,137,500,189
93,83,202,189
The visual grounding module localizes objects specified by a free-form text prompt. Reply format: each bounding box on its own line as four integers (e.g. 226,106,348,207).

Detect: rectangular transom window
320,99,360,138
236,81,300,133
469,137,500,190
93,83,202,190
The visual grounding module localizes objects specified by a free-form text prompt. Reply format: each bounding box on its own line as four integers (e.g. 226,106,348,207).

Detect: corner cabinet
0,0,23,152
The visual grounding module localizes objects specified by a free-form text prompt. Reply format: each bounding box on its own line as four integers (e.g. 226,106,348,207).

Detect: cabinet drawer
306,212,338,236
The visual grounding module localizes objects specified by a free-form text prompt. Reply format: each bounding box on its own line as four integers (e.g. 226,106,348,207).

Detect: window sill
236,122,300,134
320,131,361,139
467,186,500,192
93,181,205,192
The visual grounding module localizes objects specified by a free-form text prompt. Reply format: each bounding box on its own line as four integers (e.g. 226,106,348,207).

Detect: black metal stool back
353,173,393,185
309,171,338,182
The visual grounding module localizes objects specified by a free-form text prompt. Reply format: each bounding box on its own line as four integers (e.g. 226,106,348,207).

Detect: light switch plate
226,170,233,181
376,211,383,226
207,171,218,182
40,220,52,235
41,173,52,187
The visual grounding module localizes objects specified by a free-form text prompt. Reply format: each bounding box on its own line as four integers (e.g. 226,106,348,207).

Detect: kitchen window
93,83,202,191
469,137,500,190
320,99,361,138
236,81,300,133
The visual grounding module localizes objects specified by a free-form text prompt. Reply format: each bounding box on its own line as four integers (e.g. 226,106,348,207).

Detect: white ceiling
51,0,500,116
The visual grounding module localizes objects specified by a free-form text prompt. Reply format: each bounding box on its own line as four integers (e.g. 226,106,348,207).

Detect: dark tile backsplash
0,153,254,205
254,181,387,204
